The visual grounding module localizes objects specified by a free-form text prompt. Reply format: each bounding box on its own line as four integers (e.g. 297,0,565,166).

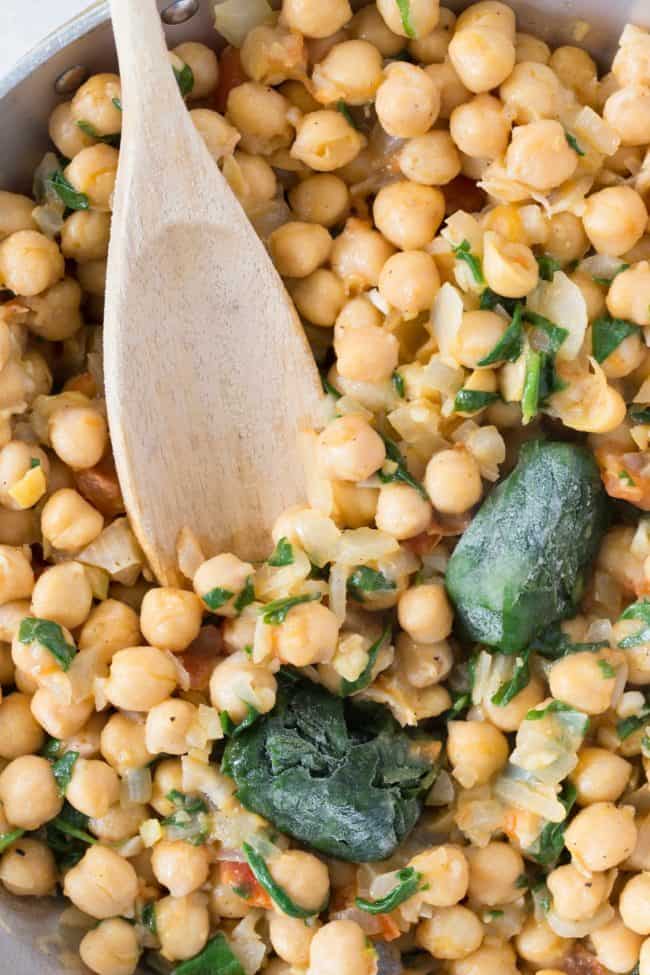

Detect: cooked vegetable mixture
4,2,650,974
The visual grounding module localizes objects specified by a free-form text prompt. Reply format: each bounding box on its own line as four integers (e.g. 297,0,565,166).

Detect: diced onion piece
388,400,446,460
32,204,65,239
255,548,311,601
299,430,335,517
455,789,505,846
231,915,268,975
289,509,341,567
32,152,64,206
561,105,621,156
337,528,399,566
423,354,465,398
426,769,454,806
430,285,464,360
214,0,274,47
77,517,144,585
176,526,205,581
585,618,613,643
465,426,506,482
31,391,92,444
328,561,349,623
120,767,152,807
494,767,568,822
579,253,628,282
333,371,398,413
84,565,110,600
526,272,587,361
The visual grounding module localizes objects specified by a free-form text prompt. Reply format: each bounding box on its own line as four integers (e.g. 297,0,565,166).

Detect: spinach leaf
166,790,207,814
141,901,158,935
453,389,499,413
592,316,640,364
234,576,255,613
76,119,120,147
243,842,326,917
46,803,96,868
530,621,608,659
219,703,260,738
336,100,357,129
522,349,542,424
340,623,392,697
356,867,424,914
526,700,576,721
452,239,485,285
321,373,342,399
392,371,405,398
617,600,650,648
378,434,428,499
172,933,245,975
445,691,471,719
479,289,519,316
564,130,585,156
630,407,650,425
523,310,569,354
617,704,650,740
0,829,24,853
598,659,616,678
477,303,524,365
446,441,608,653
173,63,194,98
46,169,89,210
112,97,122,111
347,566,396,600
41,737,62,759
592,263,628,287
202,587,234,610
268,538,294,567
262,593,320,625
536,254,562,281
18,618,77,671
395,0,416,38
52,751,79,795
222,673,435,861
491,649,532,706
527,782,577,865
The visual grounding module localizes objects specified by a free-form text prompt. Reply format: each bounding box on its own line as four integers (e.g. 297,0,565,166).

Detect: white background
2,0,90,78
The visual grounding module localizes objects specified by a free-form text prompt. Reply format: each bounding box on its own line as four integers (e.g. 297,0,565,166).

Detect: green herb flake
533,881,551,913
620,470,636,486
618,599,650,649
592,263,628,287
356,867,424,914
527,782,577,865
491,649,532,707
395,0,416,39
46,169,89,211
0,829,24,853
617,707,650,741
52,751,79,795
162,791,209,846
262,593,320,625
642,733,650,757
378,434,428,499
201,587,234,611
536,254,562,281
268,538,294,567
347,566,396,601
141,901,158,935
392,370,405,398
234,576,255,614
244,842,327,918
112,97,122,111
630,407,650,425
18,617,77,671
485,909,505,921
173,63,194,98
523,310,569,355
29,458,41,469
592,316,640,364
597,659,616,679
75,119,120,147
515,873,529,889
41,737,62,759
219,703,260,738
564,130,586,156
336,100,357,129
166,790,208,815
452,239,485,286
46,803,97,867
172,932,245,975
478,303,524,366
479,288,519,315
321,374,342,399
340,623,392,697
530,622,608,660
522,349,542,425
453,389,499,414
446,691,471,719
526,700,576,721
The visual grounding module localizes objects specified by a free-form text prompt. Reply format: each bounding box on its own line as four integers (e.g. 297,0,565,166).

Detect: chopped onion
252,612,273,664
213,0,274,47
367,288,389,314
494,766,568,822
423,354,465,398
547,904,614,938
455,788,505,847
291,509,340,566
254,547,311,600
78,517,144,585
561,105,620,156
329,907,383,935
465,425,506,482
579,253,628,281
333,370,398,412
120,767,152,807
231,914,268,975
585,618,613,643
32,152,62,205
176,526,205,581
299,430,334,517
430,284,464,359
426,769,454,806
337,527,400,565
526,272,588,361
32,203,64,239
328,561,349,623
83,564,110,600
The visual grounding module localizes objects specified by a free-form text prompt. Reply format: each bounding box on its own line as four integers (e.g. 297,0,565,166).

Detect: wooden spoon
105,0,323,586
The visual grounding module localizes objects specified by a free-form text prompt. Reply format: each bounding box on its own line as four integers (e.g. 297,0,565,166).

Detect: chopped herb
618,599,650,648
378,434,428,499
597,659,616,679
46,169,89,210
75,119,120,147
268,537,294,567
173,63,194,98
617,705,650,741
356,867,424,914
29,458,41,469
392,370,405,398
52,751,79,795
642,734,650,756
112,97,122,111
166,790,208,815
261,593,320,625
537,254,563,281
479,288,519,315
523,310,569,355
515,873,529,889
234,576,255,613
485,909,505,920
347,566,396,600
564,130,585,156
446,691,471,719
0,829,24,853
452,239,485,285
592,316,640,364
477,303,524,365
231,884,250,899
141,901,158,935
630,407,650,425
527,782,577,865
18,617,77,671
172,932,245,975
533,881,551,913
244,842,327,917
453,389,499,414
321,374,341,399
592,263,628,287
526,700,576,720
202,587,234,611
162,791,209,845
530,623,608,659
336,100,357,129
522,349,542,424
620,470,636,486
46,803,97,868
340,623,393,697
41,737,62,759
219,703,260,738
395,0,416,39
243,644,253,657
491,648,532,706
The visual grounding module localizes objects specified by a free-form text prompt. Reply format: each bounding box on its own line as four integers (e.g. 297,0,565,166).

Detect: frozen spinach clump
222,673,435,862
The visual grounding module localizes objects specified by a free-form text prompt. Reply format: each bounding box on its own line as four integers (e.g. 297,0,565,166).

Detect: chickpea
564,802,637,871
41,488,103,552
570,747,631,805
397,583,453,645
157,892,210,961
291,109,366,172
547,862,610,920
410,845,469,907
48,101,96,158
31,561,93,629
550,45,598,103
140,587,203,653
467,842,524,906
79,918,140,975
318,414,385,482
600,330,646,380
269,222,332,278
225,151,277,212
450,94,511,160
0,754,62,829
100,712,151,775
592,914,642,974
374,181,445,251
145,698,197,755
0,692,43,758
209,871,251,919
604,86,650,147
449,28,516,94
379,250,440,318
455,2,516,38
190,108,239,163
377,0,440,39
425,447,482,515
11,621,75,690
307,919,375,975
375,62,440,138
274,601,340,666
193,553,254,616
64,844,138,919
31,687,93,740
71,73,122,137
106,647,177,712
79,602,139,660
64,145,119,211
410,8,457,63
584,186,648,257
281,0,351,39
451,942,519,975
621,874,650,935
0,191,35,239
350,5,405,57
331,481,379,528
173,42,219,99
150,758,183,817
0,441,49,510
270,914,317,967
330,218,395,293
270,849,330,914
226,82,291,156
516,33,551,64
607,262,650,325
312,40,383,106
66,758,120,819
482,231,539,298
454,310,507,369
222,611,256,654
515,917,570,969
483,675,545,731
0,837,57,897
0,546,33,605
499,61,562,124
335,324,398,386
425,61,471,118
544,214,589,266
23,276,83,340
76,257,106,296
289,174,349,227
0,230,64,297
49,405,108,470
151,839,209,897
209,652,277,719
549,649,624,715
290,269,346,326
375,483,432,540
416,905,484,960
399,131,461,186
89,803,147,844
60,210,111,265
396,633,453,688
506,120,579,191
447,720,509,787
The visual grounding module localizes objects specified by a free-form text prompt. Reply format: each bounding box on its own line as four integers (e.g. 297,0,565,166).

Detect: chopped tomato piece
214,46,247,114
218,860,272,909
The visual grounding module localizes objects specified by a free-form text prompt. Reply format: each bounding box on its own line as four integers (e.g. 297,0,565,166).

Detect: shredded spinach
592,316,640,364
392,371,405,398
268,538,294,567
172,933,245,975
243,842,326,917
219,703,260,737
41,737,62,759
340,623,392,697
522,349,542,424
452,239,485,285
0,829,24,853
597,659,616,679
112,97,122,111
46,169,89,211
617,704,650,740
523,310,568,354
630,407,650,425
141,901,158,935
477,303,524,365
617,599,650,648
336,100,357,129
592,263,628,287
261,593,320,625
162,791,209,845
530,622,609,659
347,566,396,600
173,63,194,98
536,254,562,281
453,389,499,413
564,130,585,156
202,587,234,610
18,618,77,671
234,576,255,613
46,803,97,868
526,700,576,721
321,373,342,399
356,867,424,914
479,289,519,315
527,782,577,865
52,751,79,795
75,119,120,147
491,649,532,706
395,0,416,38
378,434,428,499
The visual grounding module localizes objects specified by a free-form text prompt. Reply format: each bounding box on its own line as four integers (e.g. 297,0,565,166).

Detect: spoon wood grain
105,0,323,586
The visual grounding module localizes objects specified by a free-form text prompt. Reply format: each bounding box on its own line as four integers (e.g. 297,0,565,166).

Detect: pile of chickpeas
3,2,650,975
